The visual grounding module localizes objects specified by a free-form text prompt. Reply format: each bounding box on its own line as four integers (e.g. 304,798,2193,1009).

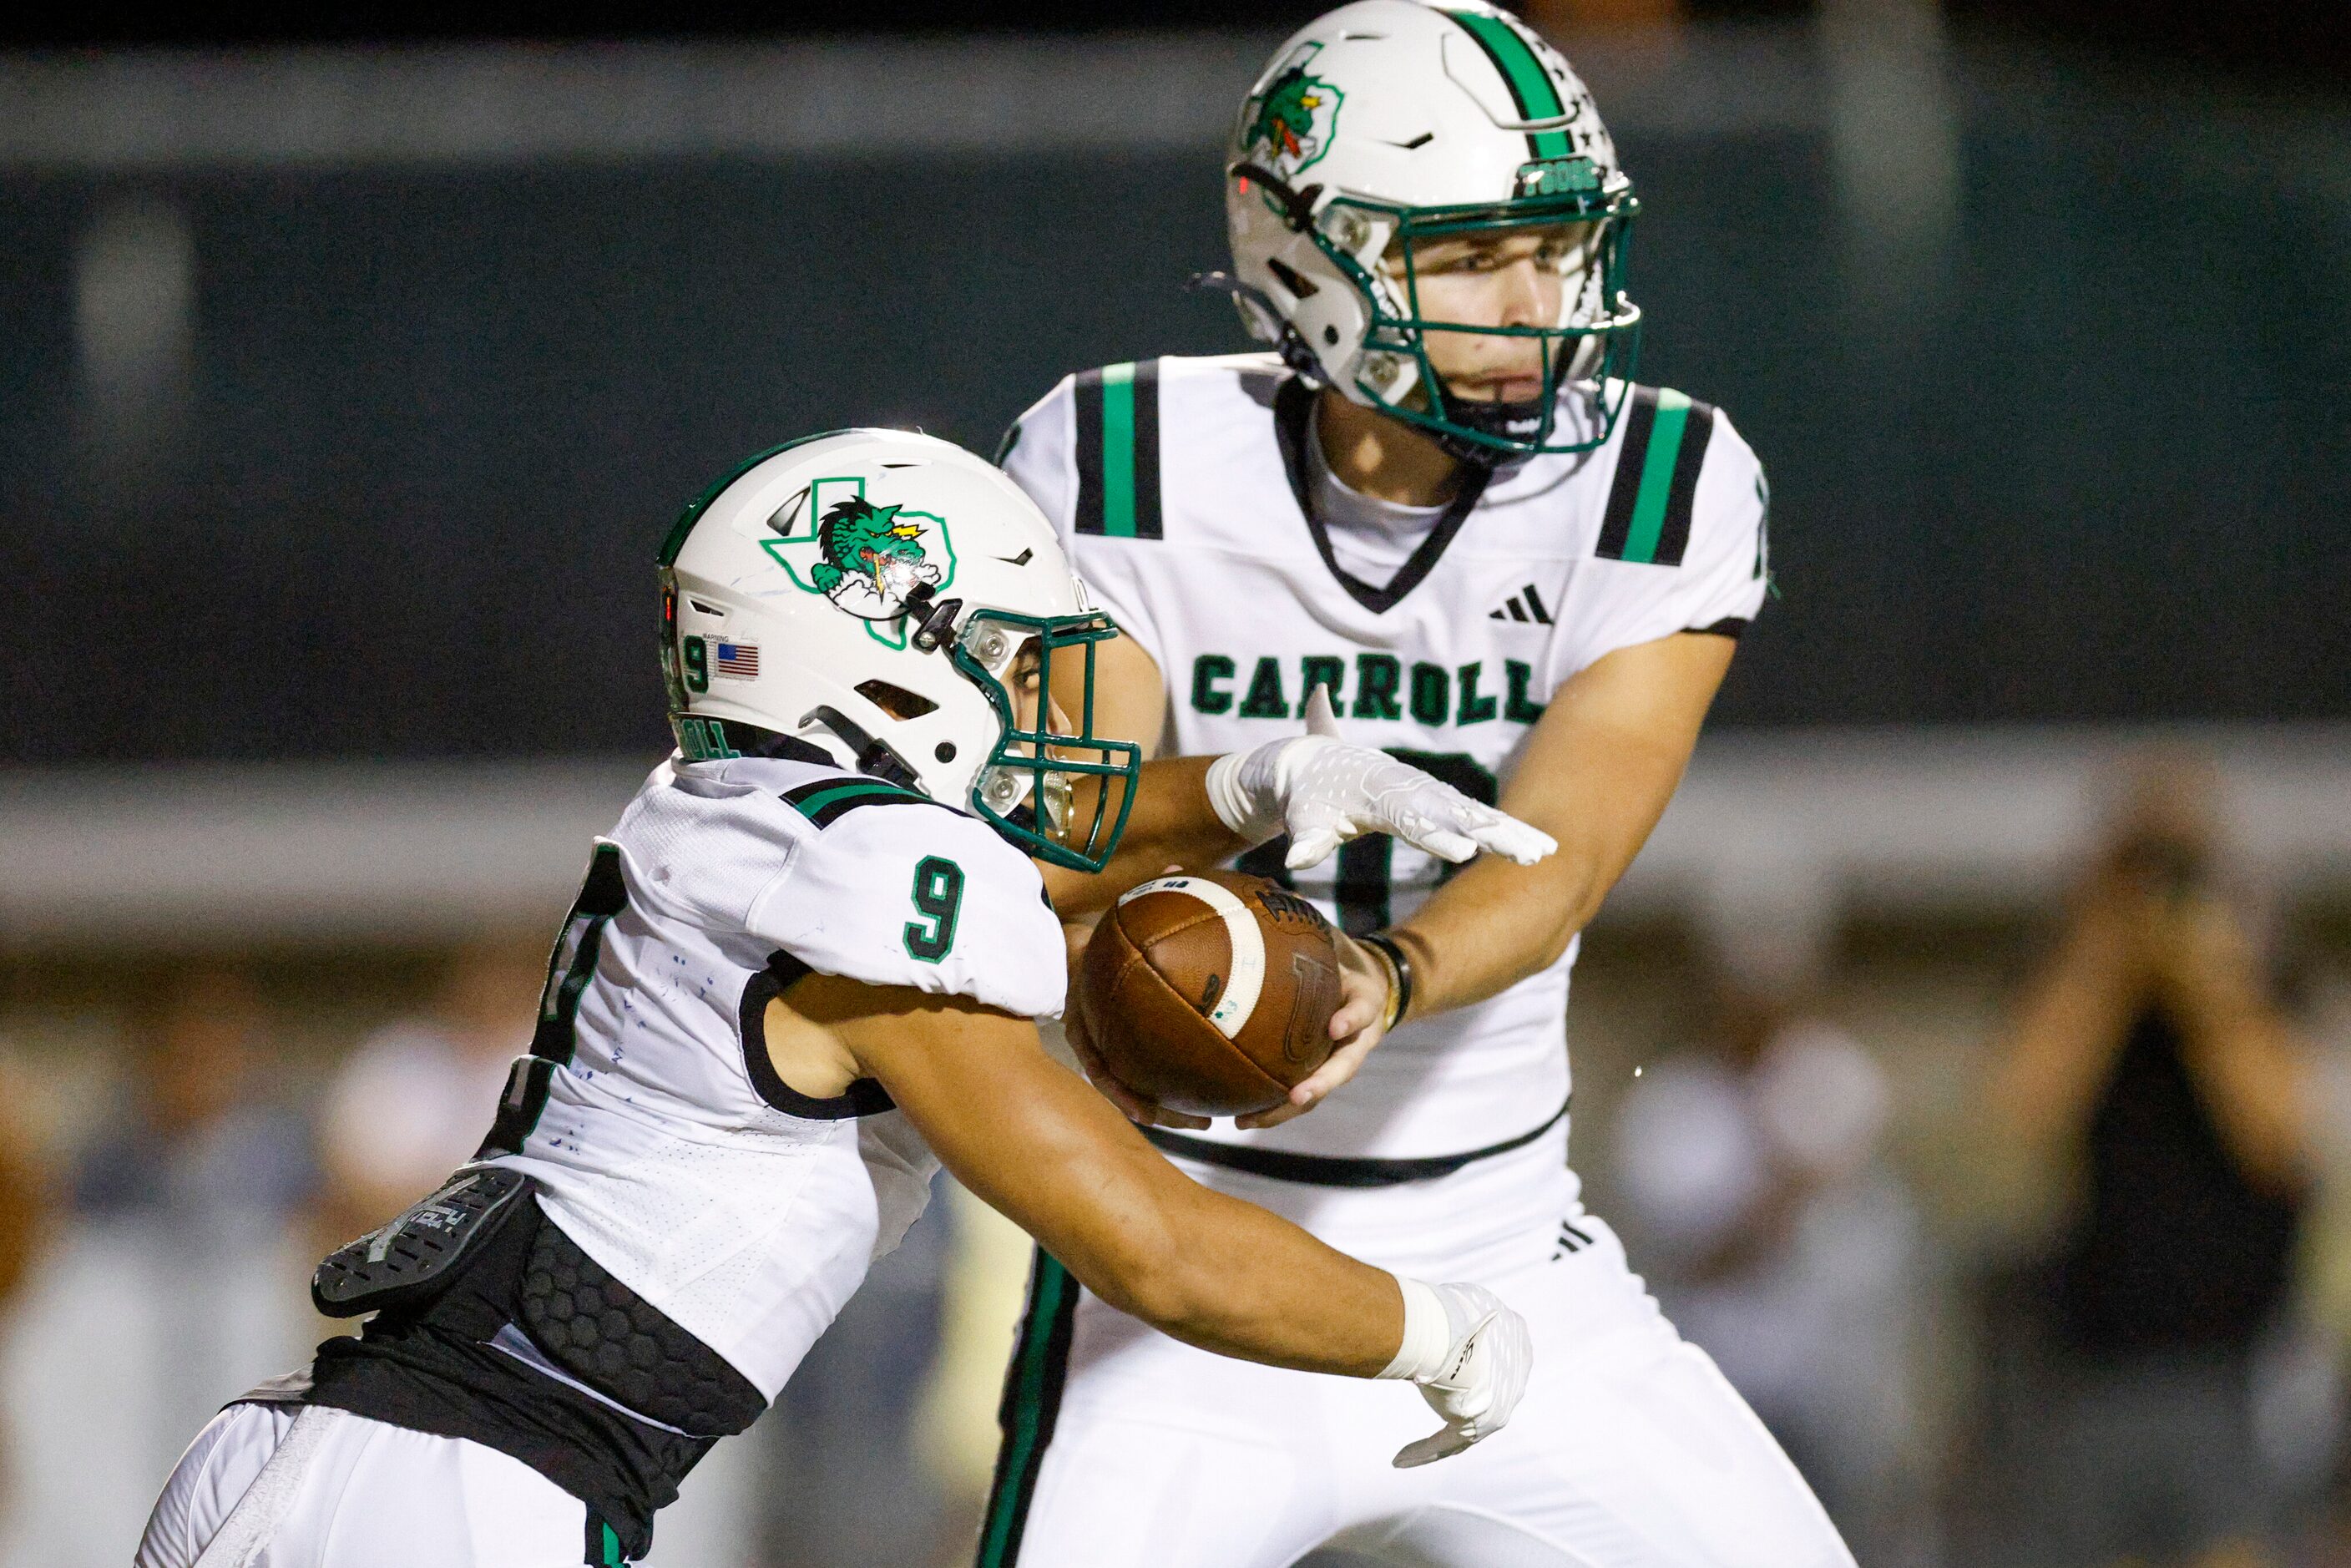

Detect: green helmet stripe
1442,10,1575,161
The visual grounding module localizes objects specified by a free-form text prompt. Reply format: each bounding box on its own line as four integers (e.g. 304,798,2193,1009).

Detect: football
1077,870,1344,1118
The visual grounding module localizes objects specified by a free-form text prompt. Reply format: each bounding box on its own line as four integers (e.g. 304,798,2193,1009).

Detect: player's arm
776,971,1528,1462
1391,631,1734,1009
1248,631,1734,1127
751,795,1526,1429
799,972,1396,1371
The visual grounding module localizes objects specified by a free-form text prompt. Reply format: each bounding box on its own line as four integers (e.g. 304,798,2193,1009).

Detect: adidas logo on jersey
1489,584,1555,625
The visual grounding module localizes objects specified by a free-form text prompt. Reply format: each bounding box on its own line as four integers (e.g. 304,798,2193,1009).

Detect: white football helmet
1219,0,1641,461
658,429,1140,872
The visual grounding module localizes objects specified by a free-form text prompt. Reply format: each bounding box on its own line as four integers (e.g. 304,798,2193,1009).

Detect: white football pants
984,1142,1855,1568
137,1403,611,1567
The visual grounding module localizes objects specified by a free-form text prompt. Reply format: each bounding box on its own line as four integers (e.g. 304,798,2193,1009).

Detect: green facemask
951,609,1141,874
1315,176,1642,461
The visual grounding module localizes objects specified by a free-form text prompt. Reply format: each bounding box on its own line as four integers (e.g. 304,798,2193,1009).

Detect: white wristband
1374,1274,1453,1383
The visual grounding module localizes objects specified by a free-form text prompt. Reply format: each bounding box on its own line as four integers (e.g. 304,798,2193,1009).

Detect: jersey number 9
903,856,965,964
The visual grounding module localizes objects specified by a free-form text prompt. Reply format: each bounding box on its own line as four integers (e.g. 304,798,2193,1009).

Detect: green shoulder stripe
781,777,944,829
1595,386,1716,567
1072,361,1163,540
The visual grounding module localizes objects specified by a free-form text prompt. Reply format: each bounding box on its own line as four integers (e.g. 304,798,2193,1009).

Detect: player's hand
1235,931,1392,1129
1206,689,1557,872
1393,1283,1533,1469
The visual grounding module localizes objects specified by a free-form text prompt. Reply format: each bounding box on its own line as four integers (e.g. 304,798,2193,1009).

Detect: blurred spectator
0,1109,43,1316
0,1062,47,1320
74,967,313,1225
1982,752,2314,1568
0,1054,54,1542
763,1196,955,1568
1612,969,1929,1561
4,964,317,1566
314,938,543,1240
2293,962,2351,1562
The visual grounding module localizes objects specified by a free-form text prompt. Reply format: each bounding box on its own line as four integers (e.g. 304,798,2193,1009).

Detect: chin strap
899,583,964,655
1189,271,1327,385
799,706,926,792
1428,400,1541,469
1192,268,1523,473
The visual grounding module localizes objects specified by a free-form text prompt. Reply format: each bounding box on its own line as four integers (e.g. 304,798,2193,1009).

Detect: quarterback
135,432,1556,1566
988,4,1855,1565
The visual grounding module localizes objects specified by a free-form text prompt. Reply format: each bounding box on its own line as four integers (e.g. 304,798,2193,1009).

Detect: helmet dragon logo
1241,46,1342,179
762,476,957,646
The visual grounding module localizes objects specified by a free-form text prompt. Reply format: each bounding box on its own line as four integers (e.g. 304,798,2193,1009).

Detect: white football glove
1376,1277,1534,1469
1205,688,1557,871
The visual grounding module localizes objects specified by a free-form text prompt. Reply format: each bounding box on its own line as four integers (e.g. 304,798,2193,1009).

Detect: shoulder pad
746,798,1065,1019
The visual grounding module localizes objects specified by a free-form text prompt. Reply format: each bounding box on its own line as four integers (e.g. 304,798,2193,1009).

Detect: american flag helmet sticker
714,641,761,680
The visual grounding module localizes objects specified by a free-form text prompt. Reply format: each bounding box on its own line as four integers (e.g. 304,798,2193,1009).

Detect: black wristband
1360,931,1414,1028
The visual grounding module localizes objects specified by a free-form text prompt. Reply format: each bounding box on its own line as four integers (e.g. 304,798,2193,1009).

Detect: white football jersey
480,753,1064,1402
1003,353,1767,1161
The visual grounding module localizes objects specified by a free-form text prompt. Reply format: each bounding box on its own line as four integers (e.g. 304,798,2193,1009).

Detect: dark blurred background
3,0,2347,762
3,3,2348,1566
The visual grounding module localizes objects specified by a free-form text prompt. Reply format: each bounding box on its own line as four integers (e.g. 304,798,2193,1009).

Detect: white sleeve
998,377,1077,529
1570,403,1771,668
744,802,1068,1019
608,763,797,943
999,375,1167,670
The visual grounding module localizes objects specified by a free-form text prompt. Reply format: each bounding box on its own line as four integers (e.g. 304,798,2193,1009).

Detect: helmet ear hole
1267,256,1320,301
854,679,938,721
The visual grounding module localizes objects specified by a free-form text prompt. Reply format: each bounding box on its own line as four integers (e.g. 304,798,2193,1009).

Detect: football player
986,4,1857,1565
135,431,1559,1567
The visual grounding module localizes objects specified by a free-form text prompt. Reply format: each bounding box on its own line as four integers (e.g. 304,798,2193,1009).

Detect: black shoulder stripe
1596,387,1716,568
1071,361,1162,539
1594,387,1657,562
1073,372,1101,534
780,777,952,830
1654,401,1715,569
